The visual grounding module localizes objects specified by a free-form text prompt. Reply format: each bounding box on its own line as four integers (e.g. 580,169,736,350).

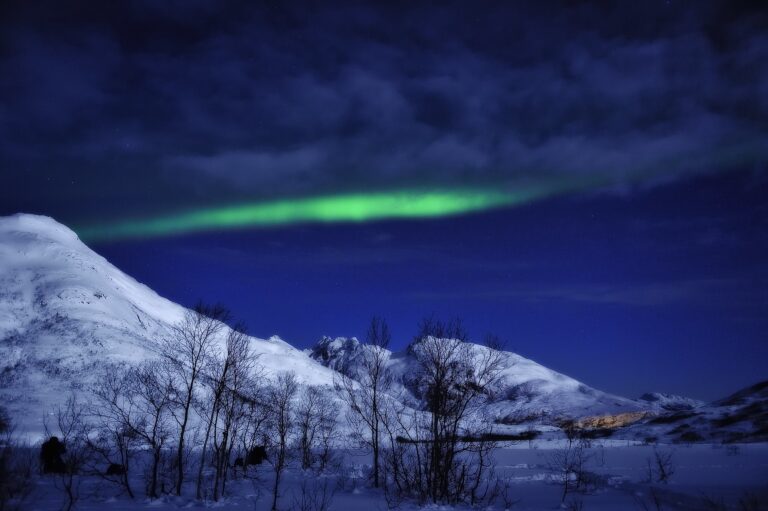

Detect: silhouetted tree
413,315,468,345
209,324,259,500
89,367,138,498
268,372,298,511
127,361,174,499
46,396,92,511
335,316,392,487
386,321,506,505
296,386,337,472
161,302,229,496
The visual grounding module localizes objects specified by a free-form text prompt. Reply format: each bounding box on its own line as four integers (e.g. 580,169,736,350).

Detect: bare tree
548,441,583,503
161,302,229,496
127,361,174,499
269,372,298,511
89,367,138,498
210,325,259,500
314,392,339,473
46,396,92,511
235,382,271,479
296,386,337,472
194,382,217,500
195,323,251,500
413,314,468,344
548,420,597,503
335,316,392,488
646,448,675,484
296,386,321,471
290,477,335,511
417,335,503,503
382,321,506,505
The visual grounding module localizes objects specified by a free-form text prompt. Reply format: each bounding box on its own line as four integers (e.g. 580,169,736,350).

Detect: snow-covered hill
624,380,768,443
636,392,705,412
0,214,339,436
309,336,647,425
7,213,755,442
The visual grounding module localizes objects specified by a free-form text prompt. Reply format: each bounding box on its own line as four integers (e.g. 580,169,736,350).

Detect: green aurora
76,187,558,242
74,142,763,242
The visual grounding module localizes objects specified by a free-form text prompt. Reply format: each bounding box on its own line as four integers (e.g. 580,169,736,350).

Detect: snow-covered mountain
0,214,339,436
7,213,756,442
309,336,647,425
624,380,768,443
637,392,705,412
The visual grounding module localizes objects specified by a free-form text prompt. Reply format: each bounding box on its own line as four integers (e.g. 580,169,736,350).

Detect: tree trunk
196,404,217,500
176,401,191,496
271,465,281,511
372,422,380,488
149,450,160,498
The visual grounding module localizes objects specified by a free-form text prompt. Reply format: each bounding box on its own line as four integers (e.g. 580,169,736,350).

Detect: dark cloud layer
1,1,766,221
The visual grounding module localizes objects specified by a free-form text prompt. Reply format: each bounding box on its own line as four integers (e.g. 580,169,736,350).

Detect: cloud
0,1,766,219
164,147,327,190
410,277,766,310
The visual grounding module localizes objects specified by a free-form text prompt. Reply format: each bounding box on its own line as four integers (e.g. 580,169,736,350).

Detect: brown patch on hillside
575,411,650,429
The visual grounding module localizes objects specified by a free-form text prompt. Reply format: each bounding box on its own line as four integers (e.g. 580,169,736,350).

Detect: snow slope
625,380,768,443
636,392,705,412
309,336,646,424
4,213,735,440
308,338,767,440
0,214,338,435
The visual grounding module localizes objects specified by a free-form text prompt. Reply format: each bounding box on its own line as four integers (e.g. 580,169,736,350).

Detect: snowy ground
11,442,768,511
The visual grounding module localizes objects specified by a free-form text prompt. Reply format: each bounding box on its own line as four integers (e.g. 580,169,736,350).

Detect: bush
579,428,614,440
677,431,704,443
645,448,675,484
457,430,540,442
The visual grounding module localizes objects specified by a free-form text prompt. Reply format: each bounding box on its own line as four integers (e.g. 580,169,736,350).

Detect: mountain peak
637,392,704,411
0,214,339,436
308,336,364,377
0,213,83,246
308,334,645,420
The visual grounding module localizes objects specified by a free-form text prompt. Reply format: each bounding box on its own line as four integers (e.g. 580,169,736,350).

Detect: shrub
677,431,704,443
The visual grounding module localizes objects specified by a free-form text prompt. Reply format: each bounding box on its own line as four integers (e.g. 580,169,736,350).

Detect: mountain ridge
2,213,762,442
308,335,647,422
0,214,339,436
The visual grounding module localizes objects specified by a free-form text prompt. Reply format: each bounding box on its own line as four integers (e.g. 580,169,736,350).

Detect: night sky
1,1,767,401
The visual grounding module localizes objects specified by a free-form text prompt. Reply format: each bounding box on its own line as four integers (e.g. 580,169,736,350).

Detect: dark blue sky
89,170,768,401
1,1,767,400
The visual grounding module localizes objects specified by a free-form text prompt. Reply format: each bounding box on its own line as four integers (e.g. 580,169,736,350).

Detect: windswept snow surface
0,214,338,437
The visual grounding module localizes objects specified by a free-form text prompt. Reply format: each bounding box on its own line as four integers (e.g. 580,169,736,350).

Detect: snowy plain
10,442,768,511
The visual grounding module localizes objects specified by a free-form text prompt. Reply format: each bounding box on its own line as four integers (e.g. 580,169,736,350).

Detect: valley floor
12,442,768,511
